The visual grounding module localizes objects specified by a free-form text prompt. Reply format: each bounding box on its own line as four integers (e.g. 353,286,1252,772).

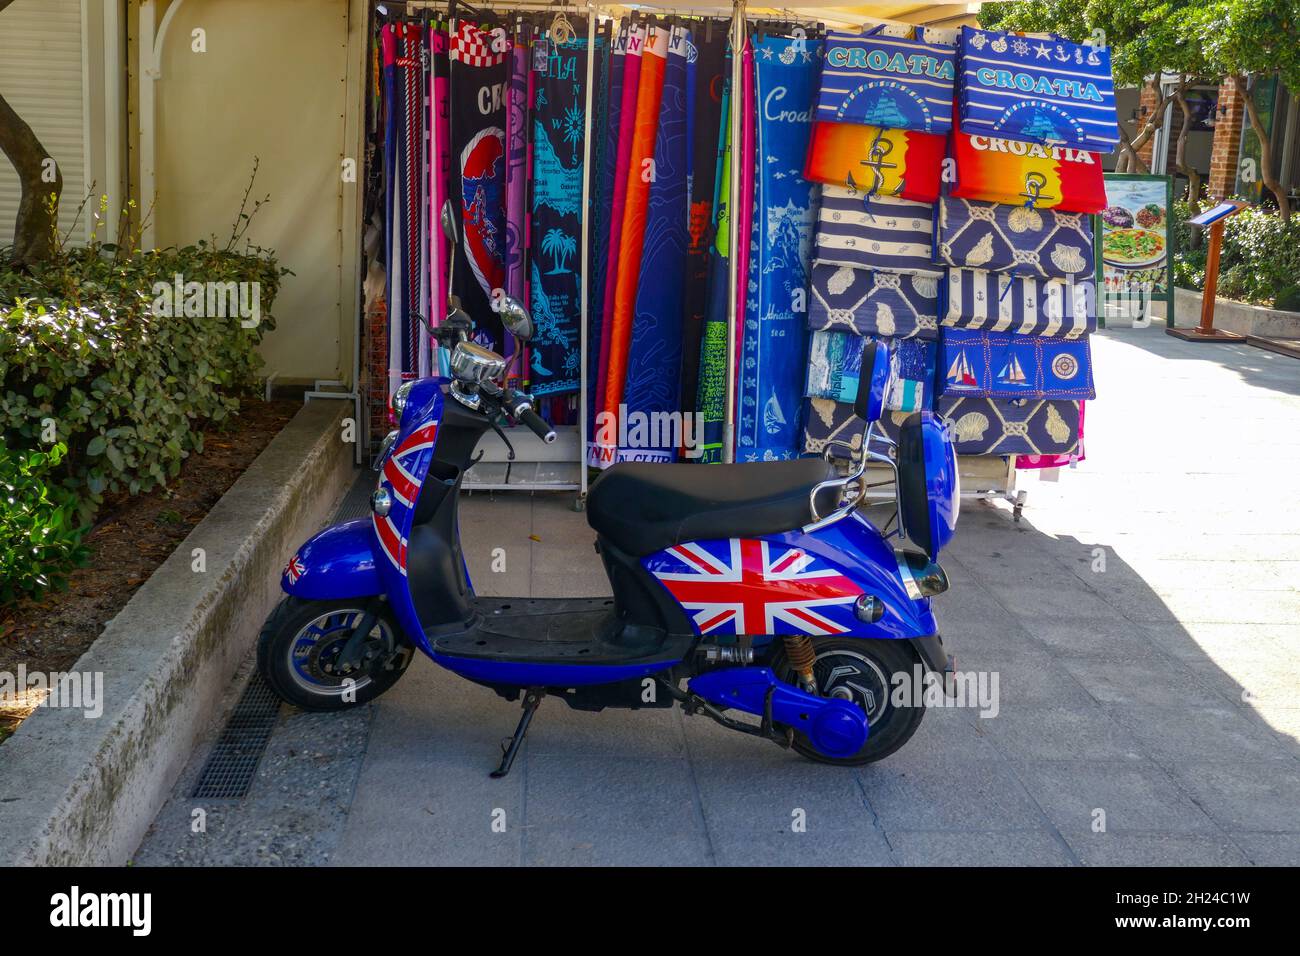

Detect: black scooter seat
587,458,835,557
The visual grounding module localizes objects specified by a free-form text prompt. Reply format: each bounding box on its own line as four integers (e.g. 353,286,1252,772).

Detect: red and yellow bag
804,121,944,203
951,116,1107,214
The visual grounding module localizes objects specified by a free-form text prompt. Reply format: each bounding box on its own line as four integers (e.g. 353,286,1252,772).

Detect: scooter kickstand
490,688,544,778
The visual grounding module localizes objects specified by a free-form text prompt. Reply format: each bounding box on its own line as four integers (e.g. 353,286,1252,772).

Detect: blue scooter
259,216,959,776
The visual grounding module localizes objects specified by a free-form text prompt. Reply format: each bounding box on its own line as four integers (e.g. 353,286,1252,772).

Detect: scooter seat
587,458,836,557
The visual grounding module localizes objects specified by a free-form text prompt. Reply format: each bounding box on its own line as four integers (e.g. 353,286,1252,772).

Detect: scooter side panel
433,656,680,687
281,518,381,600
640,511,937,639
370,379,446,656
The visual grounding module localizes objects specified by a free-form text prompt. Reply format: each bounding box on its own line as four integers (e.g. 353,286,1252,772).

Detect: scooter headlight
896,550,949,599
391,381,415,420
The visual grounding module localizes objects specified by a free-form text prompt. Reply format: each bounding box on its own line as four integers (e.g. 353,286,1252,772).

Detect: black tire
257,597,412,711
771,637,925,766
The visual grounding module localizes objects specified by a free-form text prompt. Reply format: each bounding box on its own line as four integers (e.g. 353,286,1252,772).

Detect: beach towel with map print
736,34,821,461
451,21,509,350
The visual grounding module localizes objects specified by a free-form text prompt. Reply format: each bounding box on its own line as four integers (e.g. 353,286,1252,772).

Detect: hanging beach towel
450,21,510,350
431,24,451,332
680,25,727,427
736,33,821,462
593,21,642,442
952,114,1107,213
938,328,1095,399
587,23,622,432
594,23,667,464
504,25,529,307
817,30,955,134
815,186,939,275
935,195,1094,278
529,28,600,396
808,263,940,340
619,26,691,462
694,63,732,466
804,121,943,201
942,269,1096,338
957,26,1119,152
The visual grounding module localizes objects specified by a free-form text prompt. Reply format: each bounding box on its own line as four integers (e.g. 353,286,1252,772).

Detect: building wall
143,0,366,385
1209,76,1248,200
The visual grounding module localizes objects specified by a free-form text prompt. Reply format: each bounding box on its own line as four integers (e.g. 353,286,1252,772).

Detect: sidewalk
134,324,1300,866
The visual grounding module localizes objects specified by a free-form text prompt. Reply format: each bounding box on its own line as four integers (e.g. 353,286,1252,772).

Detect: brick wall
1135,82,1162,170
1209,77,1248,200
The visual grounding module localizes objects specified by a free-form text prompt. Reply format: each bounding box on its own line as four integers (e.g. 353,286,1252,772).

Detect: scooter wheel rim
812,649,891,724
287,609,390,698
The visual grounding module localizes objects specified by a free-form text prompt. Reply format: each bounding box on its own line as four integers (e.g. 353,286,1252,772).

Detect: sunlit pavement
135,323,1300,866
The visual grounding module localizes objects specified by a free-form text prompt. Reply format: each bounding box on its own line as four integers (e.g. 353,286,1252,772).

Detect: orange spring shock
783,635,817,691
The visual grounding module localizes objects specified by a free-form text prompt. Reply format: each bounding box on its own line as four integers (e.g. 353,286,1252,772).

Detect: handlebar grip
518,407,556,444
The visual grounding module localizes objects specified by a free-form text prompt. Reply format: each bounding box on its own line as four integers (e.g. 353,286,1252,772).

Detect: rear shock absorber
783,635,818,694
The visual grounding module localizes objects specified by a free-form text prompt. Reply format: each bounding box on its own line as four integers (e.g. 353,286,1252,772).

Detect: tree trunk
0,88,62,269
1238,74,1291,221
1173,79,1205,251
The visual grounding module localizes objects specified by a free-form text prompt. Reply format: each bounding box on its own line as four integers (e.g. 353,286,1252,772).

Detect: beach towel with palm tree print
528,29,604,395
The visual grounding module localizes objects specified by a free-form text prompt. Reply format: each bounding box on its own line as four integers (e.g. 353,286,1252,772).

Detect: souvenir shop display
363,5,1116,505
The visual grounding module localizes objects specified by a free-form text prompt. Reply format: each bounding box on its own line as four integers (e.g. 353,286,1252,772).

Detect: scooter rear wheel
771,638,925,766
257,597,412,711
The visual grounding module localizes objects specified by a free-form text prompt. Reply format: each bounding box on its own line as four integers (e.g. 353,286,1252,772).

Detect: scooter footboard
281,518,382,600
688,667,869,759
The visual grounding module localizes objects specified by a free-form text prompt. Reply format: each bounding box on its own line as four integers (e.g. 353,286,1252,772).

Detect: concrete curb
0,400,354,865
1155,287,1300,338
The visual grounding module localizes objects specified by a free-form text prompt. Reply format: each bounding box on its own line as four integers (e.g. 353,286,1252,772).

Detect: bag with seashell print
802,394,1080,458
935,196,1093,279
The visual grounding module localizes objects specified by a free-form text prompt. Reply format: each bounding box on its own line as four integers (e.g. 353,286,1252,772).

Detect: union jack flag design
284,555,306,585
644,539,863,636
373,421,439,576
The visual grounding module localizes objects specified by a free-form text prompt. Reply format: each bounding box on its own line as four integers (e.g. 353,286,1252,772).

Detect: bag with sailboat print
939,328,1094,400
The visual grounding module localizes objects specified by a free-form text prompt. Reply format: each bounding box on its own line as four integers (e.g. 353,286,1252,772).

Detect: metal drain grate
189,670,283,799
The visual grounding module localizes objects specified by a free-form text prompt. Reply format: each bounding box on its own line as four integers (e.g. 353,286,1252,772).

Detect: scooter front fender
281,517,382,600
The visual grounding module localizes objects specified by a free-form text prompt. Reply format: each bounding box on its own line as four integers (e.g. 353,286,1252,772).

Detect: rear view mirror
854,341,891,423
440,200,459,244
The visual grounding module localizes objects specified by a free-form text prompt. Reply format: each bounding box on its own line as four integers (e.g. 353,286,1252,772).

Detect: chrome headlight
450,341,507,385
391,381,415,418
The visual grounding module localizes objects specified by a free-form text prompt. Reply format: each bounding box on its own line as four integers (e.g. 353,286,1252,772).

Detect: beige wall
148,0,365,384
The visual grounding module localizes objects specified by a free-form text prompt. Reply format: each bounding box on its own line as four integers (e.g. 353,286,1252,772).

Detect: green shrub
1172,201,1300,309
0,442,89,602
0,243,285,501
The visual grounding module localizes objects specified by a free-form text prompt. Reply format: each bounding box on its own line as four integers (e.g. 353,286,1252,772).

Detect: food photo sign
1095,174,1175,328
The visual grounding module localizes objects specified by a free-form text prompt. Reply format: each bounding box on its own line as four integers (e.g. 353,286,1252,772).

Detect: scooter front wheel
771,638,925,766
257,597,412,711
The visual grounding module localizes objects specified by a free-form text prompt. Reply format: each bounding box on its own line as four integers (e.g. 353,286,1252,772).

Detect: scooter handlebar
517,406,557,444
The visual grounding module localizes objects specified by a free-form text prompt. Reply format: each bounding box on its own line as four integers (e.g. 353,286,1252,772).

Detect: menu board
1095,174,1175,327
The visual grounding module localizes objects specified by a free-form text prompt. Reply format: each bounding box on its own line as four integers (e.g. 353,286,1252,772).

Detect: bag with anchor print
942,268,1096,339
956,26,1120,152
935,195,1094,279
951,113,1107,214
815,186,941,275
804,120,945,202
816,29,957,135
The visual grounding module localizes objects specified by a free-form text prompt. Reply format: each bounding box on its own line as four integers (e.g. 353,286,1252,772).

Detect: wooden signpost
1166,200,1248,342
